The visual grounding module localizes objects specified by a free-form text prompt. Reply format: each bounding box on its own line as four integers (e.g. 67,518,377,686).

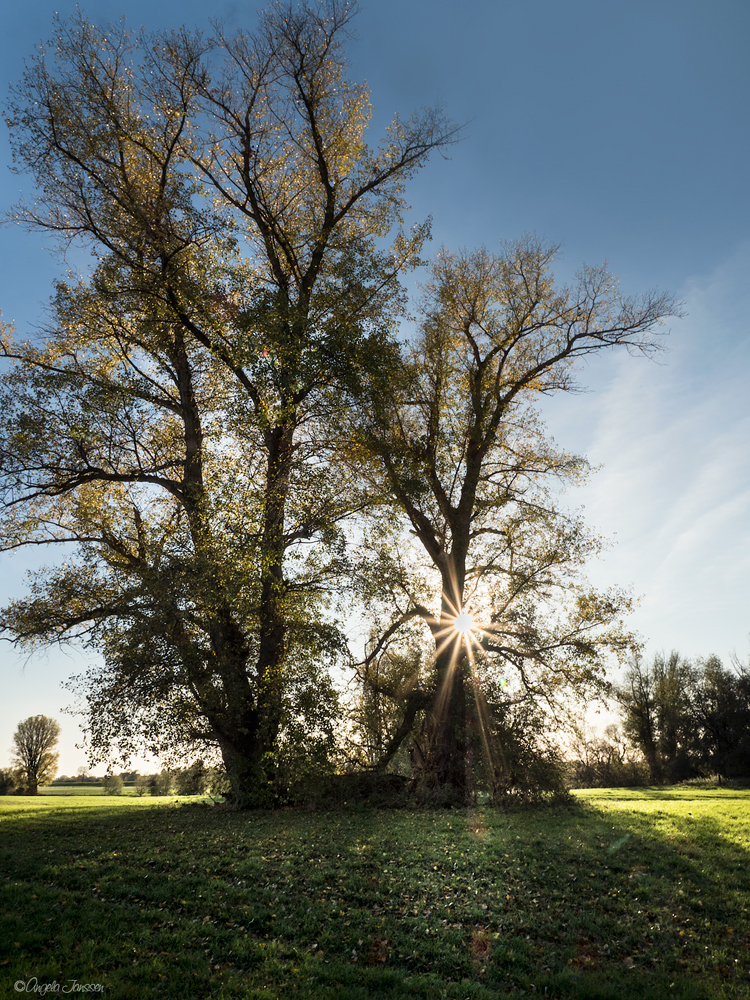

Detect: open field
1,788,748,999
43,786,141,796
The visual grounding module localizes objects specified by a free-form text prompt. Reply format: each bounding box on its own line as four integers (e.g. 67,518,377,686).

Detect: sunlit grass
1,789,748,998
1,793,197,811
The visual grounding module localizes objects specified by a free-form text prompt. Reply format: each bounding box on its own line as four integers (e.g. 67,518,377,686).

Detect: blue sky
1,0,748,772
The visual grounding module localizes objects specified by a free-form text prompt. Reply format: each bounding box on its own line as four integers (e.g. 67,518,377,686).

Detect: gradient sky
1,0,748,773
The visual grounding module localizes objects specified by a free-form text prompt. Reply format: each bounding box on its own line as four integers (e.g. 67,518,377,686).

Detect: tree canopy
344,240,676,802
1,0,455,805
1,1,678,806
11,715,61,793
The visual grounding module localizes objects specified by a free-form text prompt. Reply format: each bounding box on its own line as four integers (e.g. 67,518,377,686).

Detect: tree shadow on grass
0,796,748,999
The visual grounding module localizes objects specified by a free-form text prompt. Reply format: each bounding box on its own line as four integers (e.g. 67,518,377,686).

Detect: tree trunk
416,646,470,806
254,420,295,756
413,549,473,804
202,421,295,809
219,736,274,809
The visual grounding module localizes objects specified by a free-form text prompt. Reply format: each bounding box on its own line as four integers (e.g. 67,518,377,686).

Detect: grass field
43,785,141,796
1,788,748,999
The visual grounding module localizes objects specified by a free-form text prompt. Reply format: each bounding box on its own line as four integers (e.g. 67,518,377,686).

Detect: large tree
348,240,678,803
11,715,61,794
0,1,454,805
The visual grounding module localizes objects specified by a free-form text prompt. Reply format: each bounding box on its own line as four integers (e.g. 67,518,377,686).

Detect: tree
134,773,150,796
176,760,209,795
348,241,677,803
617,651,750,783
0,2,455,805
689,655,750,781
568,722,647,788
11,715,61,794
102,772,124,795
651,651,698,780
149,769,174,796
617,654,661,781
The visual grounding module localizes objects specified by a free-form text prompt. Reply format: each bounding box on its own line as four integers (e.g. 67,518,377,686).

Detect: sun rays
423,589,507,796
429,591,487,667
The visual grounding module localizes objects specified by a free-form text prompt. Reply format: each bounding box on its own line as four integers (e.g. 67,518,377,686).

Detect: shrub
149,770,173,796
0,768,22,795
289,771,411,809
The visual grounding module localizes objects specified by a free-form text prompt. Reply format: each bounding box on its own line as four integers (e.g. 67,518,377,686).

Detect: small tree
134,773,150,797
11,715,61,793
102,772,124,795
149,769,173,796
176,760,209,795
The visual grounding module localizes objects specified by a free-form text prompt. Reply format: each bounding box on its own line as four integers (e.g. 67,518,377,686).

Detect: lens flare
453,612,474,635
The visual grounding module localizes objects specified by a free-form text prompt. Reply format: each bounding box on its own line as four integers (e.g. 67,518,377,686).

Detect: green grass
1,788,748,999
44,786,215,799
44,785,136,796
42,786,197,798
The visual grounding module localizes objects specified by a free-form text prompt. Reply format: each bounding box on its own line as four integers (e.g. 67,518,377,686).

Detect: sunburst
453,611,475,635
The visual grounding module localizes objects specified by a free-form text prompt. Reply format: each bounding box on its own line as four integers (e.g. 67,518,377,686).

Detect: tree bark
416,646,469,805
416,569,471,805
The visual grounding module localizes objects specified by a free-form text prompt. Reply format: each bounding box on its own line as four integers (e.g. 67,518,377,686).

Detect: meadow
1,787,748,999
42,785,140,796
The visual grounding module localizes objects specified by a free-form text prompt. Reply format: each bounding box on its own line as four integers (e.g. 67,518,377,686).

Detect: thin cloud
545,244,750,660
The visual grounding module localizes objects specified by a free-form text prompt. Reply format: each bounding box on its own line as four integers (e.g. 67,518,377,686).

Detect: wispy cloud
542,242,750,660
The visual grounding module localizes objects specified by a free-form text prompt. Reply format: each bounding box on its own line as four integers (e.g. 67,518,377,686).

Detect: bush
478,692,569,804
149,770,173,796
0,769,22,795
289,771,411,809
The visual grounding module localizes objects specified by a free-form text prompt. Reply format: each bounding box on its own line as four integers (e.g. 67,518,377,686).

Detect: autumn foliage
1,2,678,805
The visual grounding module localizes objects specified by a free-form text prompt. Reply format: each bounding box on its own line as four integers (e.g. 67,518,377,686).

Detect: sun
453,612,475,635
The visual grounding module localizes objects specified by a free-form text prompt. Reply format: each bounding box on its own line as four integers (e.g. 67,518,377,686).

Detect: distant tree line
568,722,648,789
570,652,750,787
95,763,221,796
617,652,750,784
129,761,222,797
2,746,221,797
